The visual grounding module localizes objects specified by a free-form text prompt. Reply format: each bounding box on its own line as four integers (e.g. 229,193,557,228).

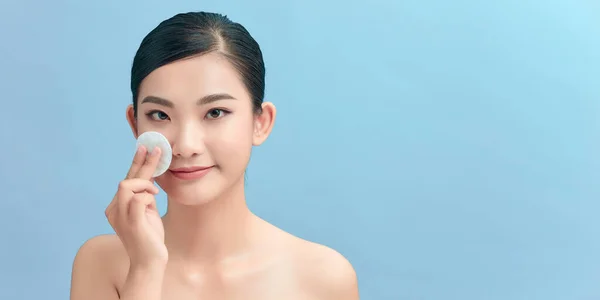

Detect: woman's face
127,52,274,205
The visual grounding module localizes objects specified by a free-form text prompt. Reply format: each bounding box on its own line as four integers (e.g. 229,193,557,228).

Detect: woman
70,11,359,300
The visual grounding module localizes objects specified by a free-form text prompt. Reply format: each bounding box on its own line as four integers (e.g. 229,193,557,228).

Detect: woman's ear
126,104,139,138
253,102,276,146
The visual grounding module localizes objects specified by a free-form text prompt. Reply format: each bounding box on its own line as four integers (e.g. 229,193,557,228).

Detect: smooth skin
70,53,359,300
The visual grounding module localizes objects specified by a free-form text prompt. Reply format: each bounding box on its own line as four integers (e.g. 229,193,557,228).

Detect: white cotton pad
136,131,173,177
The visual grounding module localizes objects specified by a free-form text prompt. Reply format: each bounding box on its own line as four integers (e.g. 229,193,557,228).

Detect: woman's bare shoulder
73,234,128,266
281,232,360,299
70,234,129,299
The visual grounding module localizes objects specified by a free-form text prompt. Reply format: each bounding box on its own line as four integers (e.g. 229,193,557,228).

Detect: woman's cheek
212,120,253,158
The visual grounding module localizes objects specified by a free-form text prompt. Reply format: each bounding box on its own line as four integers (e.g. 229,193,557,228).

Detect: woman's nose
171,124,206,158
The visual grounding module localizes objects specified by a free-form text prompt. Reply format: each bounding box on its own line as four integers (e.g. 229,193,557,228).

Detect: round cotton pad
136,131,173,177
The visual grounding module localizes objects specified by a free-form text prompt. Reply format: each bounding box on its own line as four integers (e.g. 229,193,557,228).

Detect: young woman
70,11,359,300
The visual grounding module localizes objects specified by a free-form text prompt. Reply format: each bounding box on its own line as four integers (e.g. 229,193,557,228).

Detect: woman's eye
147,111,169,121
206,109,227,119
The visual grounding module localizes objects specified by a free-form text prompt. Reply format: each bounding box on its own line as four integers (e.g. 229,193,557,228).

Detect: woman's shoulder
273,227,359,299
71,234,129,288
74,234,129,265
77,233,123,249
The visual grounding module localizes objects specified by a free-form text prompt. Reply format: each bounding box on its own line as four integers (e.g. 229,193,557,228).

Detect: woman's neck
162,178,260,265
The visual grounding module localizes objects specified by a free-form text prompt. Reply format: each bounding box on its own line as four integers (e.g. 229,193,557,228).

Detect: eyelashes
145,108,231,122
206,108,230,119
146,110,169,121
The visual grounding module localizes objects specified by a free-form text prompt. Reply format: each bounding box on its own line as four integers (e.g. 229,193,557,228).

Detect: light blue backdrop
1,0,599,299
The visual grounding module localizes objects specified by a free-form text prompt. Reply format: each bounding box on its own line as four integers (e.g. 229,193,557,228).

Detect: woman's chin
164,186,218,205
160,182,222,206
157,170,245,207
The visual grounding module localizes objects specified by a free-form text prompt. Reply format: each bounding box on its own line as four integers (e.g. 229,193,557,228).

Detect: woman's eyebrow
141,93,236,107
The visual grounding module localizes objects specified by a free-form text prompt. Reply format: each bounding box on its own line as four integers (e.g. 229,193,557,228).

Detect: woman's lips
169,166,213,180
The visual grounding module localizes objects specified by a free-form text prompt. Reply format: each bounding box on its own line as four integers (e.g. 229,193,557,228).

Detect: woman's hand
105,146,168,269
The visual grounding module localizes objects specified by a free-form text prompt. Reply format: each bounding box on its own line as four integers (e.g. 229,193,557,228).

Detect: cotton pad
136,131,173,177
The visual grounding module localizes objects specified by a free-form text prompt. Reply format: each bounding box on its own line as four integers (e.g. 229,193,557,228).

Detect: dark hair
130,11,265,116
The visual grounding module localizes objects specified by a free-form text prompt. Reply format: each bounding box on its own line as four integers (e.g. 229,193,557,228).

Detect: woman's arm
118,264,166,300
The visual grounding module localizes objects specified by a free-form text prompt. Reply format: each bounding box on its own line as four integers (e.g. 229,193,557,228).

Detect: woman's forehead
138,53,249,104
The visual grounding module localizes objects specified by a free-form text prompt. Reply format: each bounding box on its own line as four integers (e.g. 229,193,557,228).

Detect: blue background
1,0,599,299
